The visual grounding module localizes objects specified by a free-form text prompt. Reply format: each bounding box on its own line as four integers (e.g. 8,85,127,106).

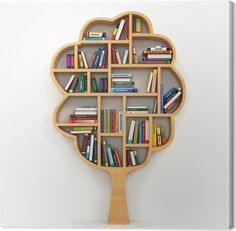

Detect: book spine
163,87,178,104
124,20,129,39
106,144,115,166
85,138,90,159
151,69,157,93
142,121,145,143
130,150,136,165
113,148,122,167
122,50,129,64
89,51,97,68
98,50,105,68
127,120,135,144
115,48,122,64
132,47,138,64
112,47,117,64
126,149,132,166
82,37,106,40
115,19,126,40
163,90,182,110
81,51,88,68
107,109,110,133
133,120,138,144
111,23,119,40
64,74,75,91
101,110,104,132
145,120,150,143
78,53,84,68
138,120,142,144
161,83,164,113
93,137,98,163
92,48,102,68
69,76,78,93
81,134,88,155
160,126,167,144
102,140,109,166
119,111,123,132
111,149,118,167
157,126,162,146
104,78,108,92
111,88,137,92
152,123,157,146
102,46,108,68
89,134,94,161
136,17,141,32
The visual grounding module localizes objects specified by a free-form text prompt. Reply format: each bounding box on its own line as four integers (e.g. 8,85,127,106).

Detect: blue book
100,78,104,92
163,87,178,104
92,48,102,68
160,83,164,113
85,139,90,159
111,73,132,77
93,137,98,163
102,46,108,68
138,120,142,144
106,144,115,166
83,37,106,40
111,87,137,92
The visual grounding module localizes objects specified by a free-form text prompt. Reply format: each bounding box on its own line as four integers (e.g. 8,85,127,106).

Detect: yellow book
133,120,139,144
157,125,162,146
78,53,84,68
136,18,141,32
133,47,138,64
152,123,157,147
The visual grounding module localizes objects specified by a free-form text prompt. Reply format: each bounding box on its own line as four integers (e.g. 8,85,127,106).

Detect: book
81,134,89,155
130,150,136,165
112,47,118,63
86,32,106,37
138,120,142,144
80,51,88,68
127,120,135,144
115,48,122,64
111,88,137,92
160,83,164,113
151,69,157,93
113,148,122,167
124,20,129,39
66,54,74,68
89,134,95,161
106,144,115,166
152,99,157,114
69,76,78,93
163,87,178,105
112,73,132,77
136,17,141,32
115,19,126,40
93,137,98,163
102,140,109,166
82,37,106,40
64,74,75,91
122,50,129,64
91,77,98,92
98,50,105,68
111,23,119,40
133,121,138,144
89,51,97,68
146,71,153,92
78,53,84,68
163,88,182,112
133,47,138,64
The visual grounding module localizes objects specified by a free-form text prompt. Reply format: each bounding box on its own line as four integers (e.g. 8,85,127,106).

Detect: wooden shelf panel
79,40,129,45
66,92,158,97
125,143,150,147
53,68,108,73
125,113,151,117
111,64,171,68
101,133,123,136
57,123,98,127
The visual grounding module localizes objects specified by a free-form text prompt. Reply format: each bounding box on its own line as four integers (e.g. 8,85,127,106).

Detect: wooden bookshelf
51,11,185,225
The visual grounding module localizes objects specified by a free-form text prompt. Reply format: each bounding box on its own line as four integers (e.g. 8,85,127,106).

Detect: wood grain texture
51,11,185,225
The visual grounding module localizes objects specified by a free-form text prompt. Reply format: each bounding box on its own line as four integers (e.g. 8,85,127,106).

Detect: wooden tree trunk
108,171,129,224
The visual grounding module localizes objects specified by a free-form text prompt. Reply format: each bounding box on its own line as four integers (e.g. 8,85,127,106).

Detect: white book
76,107,97,111
115,49,122,64
146,71,153,92
64,74,75,91
163,89,182,110
151,69,157,93
89,134,95,161
147,54,172,59
122,50,129,64
127,106,148,109
81,51,88,69
112,73,132,77
145,120,150,141
128,120,136,143
70,131,92,134
74,111,97,115
98,50,105,67
130,150,136,166
126,111,149,114
115,19,126,40
112,78,131,82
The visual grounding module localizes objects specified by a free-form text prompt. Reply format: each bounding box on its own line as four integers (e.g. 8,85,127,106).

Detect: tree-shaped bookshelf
51,11,185,225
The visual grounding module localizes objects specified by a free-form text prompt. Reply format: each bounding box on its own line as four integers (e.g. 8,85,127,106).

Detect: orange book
113,148,122,167
124,20,129,39
114,111,119,132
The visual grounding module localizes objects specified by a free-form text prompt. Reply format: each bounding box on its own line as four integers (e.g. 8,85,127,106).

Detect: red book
142,121,145,143
70,54,75,68
81,134,89,155
114,111,119,133
126,149,132,167
112,47,118,64
124,21,129,39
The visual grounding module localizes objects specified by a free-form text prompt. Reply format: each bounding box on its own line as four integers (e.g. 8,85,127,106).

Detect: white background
0,0,232,229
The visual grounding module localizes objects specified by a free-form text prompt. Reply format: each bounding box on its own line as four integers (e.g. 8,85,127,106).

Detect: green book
74,126,94,131
91,77,98,92
112,81,134,86
133,121,139,144
79,73,85,92
133,150,140,164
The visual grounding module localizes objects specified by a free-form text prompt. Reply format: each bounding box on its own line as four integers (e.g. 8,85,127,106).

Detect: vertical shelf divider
87,71,91,93
108,43,112,93
128,14,133,64
157,67,161,114
122,96,127,167
97,95,101,166
74,44,78,69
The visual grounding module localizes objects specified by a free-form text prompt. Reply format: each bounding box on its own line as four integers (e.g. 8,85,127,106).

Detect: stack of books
146,69,157,93
66,54,74,68
101,109,123,133
69,106,98,123
101,140,122,167
126,148,140,166
132,17,141,33
141,46,173,64
89,46,108,69
126,106,150,114
91,77,108,92
152,123,167,147
162,87,182,113
111,47,129,64
111,18,128,40
81,133,98,164
111,73,137,93
70,126,96,134
83,32,106,40
64,74,87,93
127,119,150,144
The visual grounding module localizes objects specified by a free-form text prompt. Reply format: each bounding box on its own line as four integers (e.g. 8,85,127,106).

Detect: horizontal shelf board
57,123,98,127
53,68,108,73
125,114,151,117
151,113,173,117
111,64,171,68
125,143,150,147
79,40,129,44
67,92,158,97
132,32,164,38
100,133,123,136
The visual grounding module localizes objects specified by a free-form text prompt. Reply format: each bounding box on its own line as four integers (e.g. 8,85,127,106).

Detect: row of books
152,123,167,147
127,119,150,144
101,109,123,133
146,69,157,93
126,148,140,166
83,32,106,41
79,46,108,69
81,133,98,164
111,18,129,40
64,74,87,93
91,77,108,93
162,86,182,113
101,140,122,167
66,54,74,68
69,106,97,123
132,17,142,33
111,73,137,93
111,47,128,64
141,46,173,64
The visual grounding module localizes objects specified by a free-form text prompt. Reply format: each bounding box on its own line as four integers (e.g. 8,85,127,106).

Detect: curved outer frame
51,11,186,174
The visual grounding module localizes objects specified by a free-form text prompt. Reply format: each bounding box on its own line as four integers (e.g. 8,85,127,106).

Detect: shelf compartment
131,14,150,33
126,147,149,167
91,72,108,93
54,45,75,69
160,68,183,114
111,44,129,64
101,137,123,167
81,16,129,41
151,117,170,148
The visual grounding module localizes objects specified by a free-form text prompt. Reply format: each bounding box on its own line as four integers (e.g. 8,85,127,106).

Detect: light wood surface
51,11,185,225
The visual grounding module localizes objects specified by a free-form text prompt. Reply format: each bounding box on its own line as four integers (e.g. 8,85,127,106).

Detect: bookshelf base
108,171,129,224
